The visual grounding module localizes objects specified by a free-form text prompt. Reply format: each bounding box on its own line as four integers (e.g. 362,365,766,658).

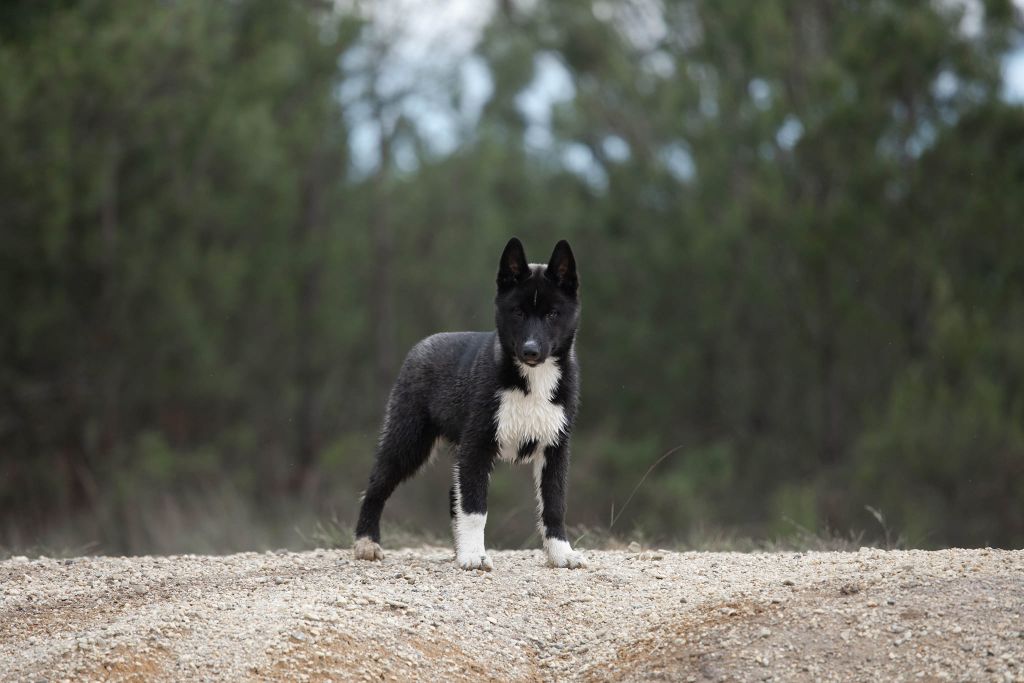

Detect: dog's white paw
456,552,493,571
545,538,587,569
353,537,384,561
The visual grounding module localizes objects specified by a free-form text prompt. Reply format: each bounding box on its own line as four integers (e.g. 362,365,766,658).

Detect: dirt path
1,547,1021,681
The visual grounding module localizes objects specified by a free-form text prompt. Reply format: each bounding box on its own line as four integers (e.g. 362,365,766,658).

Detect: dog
353,237,586,570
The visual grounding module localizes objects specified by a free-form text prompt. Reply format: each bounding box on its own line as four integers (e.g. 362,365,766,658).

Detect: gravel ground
1,546,1022,682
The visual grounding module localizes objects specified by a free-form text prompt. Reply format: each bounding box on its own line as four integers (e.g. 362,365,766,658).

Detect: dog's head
495,237,579,366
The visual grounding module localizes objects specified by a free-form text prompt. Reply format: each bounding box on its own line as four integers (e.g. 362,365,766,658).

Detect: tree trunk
369,114,396,396
288,143,334,496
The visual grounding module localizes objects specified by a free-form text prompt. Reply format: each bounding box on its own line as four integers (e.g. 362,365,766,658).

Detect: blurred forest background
2,0,1023,556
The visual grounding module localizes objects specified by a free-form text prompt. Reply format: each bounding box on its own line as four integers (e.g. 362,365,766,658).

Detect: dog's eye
513,307,525,318
546,310,559,320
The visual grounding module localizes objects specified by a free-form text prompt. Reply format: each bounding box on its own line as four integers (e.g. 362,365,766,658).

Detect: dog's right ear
497,237,529,291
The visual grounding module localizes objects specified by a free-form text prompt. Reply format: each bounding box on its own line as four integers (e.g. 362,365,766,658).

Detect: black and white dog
353,238,585,570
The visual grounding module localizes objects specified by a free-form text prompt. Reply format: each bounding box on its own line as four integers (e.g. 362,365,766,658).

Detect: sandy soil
1,546,1022,681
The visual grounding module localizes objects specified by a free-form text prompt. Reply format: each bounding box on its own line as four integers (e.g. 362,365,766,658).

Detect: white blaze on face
494,359,567,462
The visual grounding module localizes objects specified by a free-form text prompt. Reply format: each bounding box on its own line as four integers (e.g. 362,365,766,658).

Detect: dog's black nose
522,341,541,363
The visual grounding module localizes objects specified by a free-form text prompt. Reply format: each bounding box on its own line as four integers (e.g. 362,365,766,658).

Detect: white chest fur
495,359,567,462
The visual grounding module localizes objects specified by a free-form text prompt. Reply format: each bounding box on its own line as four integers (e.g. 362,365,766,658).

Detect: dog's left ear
545,240,578,295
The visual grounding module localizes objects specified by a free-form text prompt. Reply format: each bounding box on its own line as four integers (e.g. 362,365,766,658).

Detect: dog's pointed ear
545,240,578,295
497,237,529,291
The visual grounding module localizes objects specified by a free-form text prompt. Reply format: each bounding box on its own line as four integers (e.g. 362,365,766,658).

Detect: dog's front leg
451,449,495,570
534,444,587,568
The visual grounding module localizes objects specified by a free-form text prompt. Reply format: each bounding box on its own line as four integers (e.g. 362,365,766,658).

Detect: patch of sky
593,0,667,51
935,0,984,37
341,0,496,176
748,78,772,111
686,63,719,118
905,120,938,158
460,56,494,122
659,142,696,183
1003,47,1024,103
932,69,959,100
602,135,631,163
563,143,609,191
776,115,804,150
516,52,576,136
517,51,578,163
641,50,676,80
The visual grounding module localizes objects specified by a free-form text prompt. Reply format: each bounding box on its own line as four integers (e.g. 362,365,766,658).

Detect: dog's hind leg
353,402,436,561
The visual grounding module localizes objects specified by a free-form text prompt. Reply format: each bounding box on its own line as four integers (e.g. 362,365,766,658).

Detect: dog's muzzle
521,340,541,365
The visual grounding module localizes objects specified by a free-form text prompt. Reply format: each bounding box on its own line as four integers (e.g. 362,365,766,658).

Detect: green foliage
1,0,1022,553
